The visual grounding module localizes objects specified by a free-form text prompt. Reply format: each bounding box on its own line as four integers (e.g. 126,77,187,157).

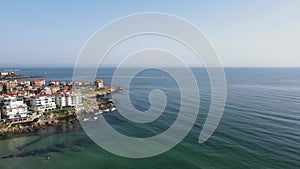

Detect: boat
83,118,90,121
111,107,117,111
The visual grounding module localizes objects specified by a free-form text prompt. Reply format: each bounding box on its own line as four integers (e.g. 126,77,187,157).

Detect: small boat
83,118,90,121
111,107,117,111
93,117,98,120
104,109,110,112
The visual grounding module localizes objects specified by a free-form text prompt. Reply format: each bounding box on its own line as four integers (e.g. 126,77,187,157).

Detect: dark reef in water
1,118,94,159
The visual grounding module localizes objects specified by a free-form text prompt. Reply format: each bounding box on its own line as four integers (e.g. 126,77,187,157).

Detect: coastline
0,86,121,138
0,75,41,80
0,108,77,138
0,70,121,139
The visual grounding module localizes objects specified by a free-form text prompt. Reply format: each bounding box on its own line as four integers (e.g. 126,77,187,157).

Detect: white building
55,92,81,108
31,78,45,87
94,78,104,89
0,72,9,76
68,93,81,107
55,93,66,108
29,94,56,113
18,80,31,86
43,86,52,95
49,80,59,86
1,95,28,120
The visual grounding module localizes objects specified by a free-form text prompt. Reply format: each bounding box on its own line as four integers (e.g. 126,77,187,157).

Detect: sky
0,0,300,67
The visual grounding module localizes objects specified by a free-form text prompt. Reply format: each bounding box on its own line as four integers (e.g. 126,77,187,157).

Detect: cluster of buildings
0,77,103,123
0,71,15,77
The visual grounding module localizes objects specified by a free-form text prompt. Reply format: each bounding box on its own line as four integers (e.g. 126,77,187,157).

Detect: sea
0,67,299,169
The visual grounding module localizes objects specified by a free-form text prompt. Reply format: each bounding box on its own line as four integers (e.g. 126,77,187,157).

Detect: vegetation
44,107,76,117
0,122,9,129
95,87,108,92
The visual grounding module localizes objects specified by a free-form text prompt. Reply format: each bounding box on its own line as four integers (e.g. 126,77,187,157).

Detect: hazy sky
0,0,300,67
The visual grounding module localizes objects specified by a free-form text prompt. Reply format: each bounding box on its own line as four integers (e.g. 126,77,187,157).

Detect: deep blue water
0,67,299,169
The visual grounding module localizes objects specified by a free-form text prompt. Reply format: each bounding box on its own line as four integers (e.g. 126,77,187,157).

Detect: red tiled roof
7,90,18,95
32,94,51,98
95,78,103,82
32,78,45,82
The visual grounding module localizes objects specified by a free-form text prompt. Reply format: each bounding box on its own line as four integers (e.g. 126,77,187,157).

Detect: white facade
55,95,66,108
0,72,9,76
29,94,56,113
95,78,104,89
55,93,81,108
1,96,28,119
18,80,31,86
49,80,59,86
31,78,45,87
68,93,81,107
43,87,52,95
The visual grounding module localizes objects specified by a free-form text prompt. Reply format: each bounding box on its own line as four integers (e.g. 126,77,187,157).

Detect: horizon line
1,65,300,69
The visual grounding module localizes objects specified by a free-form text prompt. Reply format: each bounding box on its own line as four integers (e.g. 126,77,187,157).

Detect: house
31,78,45,87
3,80,18,92
29,94,56,113
83,81,90,86
39,86,60,95
95,78,104,89
49,80,59,86
67,81,72,86
60,81,66,86
18,80,31,86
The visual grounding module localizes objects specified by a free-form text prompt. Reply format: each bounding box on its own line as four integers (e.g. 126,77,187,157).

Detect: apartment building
29,94,56,113
55,92,81,108
1,95,28,120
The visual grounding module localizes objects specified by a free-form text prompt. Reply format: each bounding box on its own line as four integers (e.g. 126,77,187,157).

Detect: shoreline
0,75,41,80
0,86,121,138
0,116,81,141
0,110,77,138
0,70,121,139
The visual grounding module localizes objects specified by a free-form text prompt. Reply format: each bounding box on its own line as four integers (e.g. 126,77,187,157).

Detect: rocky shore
0,74,40,80
0,85,121,139
0,109,77,138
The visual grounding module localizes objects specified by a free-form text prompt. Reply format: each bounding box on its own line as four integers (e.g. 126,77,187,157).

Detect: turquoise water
0,68,299,169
